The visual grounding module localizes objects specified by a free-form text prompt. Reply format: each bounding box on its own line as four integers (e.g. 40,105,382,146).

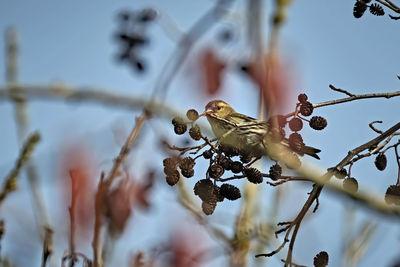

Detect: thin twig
329,84,355,97
395,145,400,185
314,88,400,108
369,121,383,134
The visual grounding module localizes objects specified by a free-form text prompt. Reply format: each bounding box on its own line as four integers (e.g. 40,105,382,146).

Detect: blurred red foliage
59,143,96,244
201,48,225,96
166,229,208,267
242,52,296,114
106,171,154,236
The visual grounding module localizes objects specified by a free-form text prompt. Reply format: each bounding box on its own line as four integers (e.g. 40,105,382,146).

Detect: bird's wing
228,113,267,127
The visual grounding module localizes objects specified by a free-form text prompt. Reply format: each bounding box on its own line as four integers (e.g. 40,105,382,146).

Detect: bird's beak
199,110,210,117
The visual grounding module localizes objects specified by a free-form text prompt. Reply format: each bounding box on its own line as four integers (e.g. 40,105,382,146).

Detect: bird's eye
217,106,222,110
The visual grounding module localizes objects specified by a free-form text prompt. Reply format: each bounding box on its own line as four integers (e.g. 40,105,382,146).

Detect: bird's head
200,100,235,119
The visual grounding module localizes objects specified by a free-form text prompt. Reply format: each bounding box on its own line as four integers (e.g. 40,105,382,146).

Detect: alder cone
374,153,387,171
313,251,329,267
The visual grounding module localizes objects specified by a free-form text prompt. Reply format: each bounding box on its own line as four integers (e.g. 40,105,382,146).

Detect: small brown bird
200,100,320,160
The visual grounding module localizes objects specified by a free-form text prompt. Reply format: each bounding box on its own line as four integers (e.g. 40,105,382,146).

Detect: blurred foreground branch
0,84,176,117
5,27,50,242
0,132,41,207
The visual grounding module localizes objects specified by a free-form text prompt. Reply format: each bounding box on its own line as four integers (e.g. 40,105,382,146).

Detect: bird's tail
301,145,321,160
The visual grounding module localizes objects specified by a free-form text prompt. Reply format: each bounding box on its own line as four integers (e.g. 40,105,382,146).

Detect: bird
199,100,320,161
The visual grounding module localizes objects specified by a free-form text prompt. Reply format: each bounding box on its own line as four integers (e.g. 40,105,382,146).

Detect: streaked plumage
201,100,320,160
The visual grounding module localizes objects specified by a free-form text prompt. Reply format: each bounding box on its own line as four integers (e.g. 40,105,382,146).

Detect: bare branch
369,121,383,134
329,84,355,97
315,88,400,108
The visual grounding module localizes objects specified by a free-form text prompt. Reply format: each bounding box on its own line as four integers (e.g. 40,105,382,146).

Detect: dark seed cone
300,101,314,116
189,125,202,141
194,179,214,201
374,153,387,171
243,168,263,184
166,170,180,186
269,164,282,180
313,251,329,267
202,201,216,215
163,157,179,168
219,144,240,157
298,93,308,103
343,177,358,193
181,168,194,178
220,183,241,200
240,153,252,163
370,3,384,16
208,164,224,178
385,185,400,205
172,116,187,135
200,184,219,215
289,133,305,153
203,149,213,159
289,117,303,132
172,116,185,126
230,161,243,173
354,0,368,18
186,109,199,121
174,124,187,135
310,116,327,130
137,8,157,22
179,157,195,171
164,166,178,176
217,155,232,171
214,185,225,202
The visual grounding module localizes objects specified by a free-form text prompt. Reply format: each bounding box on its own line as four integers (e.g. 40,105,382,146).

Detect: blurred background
0,0,399,266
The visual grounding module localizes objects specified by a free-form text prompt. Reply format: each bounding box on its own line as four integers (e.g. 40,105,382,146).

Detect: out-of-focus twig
92,112,149,267
230,1,265,266
5,27,50,241
0,220,4,255
0,132,41,207
68,170,80,266
152,0,234,100
0,84,177,116
41,226,54,267
344,221,378,267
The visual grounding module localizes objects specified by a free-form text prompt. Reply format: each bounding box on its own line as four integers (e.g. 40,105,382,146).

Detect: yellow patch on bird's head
203,100,235,119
